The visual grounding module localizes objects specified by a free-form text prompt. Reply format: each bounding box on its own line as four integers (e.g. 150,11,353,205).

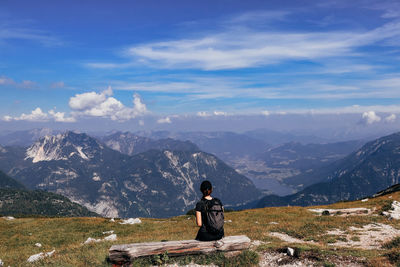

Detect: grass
129,250,259,267
0,191,399,266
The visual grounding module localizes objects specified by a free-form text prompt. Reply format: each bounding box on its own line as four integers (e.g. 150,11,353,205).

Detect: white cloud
0,75,36,88
0,24,62,46
3,86,147,123
385,113,396,122
69,87,112,110
88,18,400,71
368,1,400,19
361,111,381,124
0,76,15,85
13,107,48,122
69,87,147,121
261,110,270,116
132,93,147,115
3,115,13,121
226,10,289,25
157,117,172,124
213,111,227,116
48,110,76,122
197,111,211,117
3,107,76,123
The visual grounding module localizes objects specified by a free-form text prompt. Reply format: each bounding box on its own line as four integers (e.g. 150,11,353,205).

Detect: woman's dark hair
200,180,212,197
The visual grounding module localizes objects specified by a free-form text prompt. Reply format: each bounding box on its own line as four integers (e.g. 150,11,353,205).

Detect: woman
195,180,224,241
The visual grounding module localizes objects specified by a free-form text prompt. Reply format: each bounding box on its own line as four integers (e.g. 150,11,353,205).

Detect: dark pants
195,229,224,241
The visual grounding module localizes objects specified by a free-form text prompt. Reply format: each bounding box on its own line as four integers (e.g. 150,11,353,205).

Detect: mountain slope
260,141,363,172
0,170,25,189
6,131,261,218
0,188,99,217
258,132,400,207
272,140,364,188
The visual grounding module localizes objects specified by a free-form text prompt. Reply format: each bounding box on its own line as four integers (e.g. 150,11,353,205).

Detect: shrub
383,237,400,249
384,248,400,266
322,210,330,216
186,209,196,216
380,200,393,214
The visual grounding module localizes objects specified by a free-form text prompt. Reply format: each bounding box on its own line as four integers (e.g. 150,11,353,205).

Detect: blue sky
1,0,400,134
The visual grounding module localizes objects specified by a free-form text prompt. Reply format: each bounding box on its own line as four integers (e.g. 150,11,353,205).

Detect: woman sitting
195,180,224,241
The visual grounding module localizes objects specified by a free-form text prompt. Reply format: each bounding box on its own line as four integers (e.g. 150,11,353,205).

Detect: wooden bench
109,235,251,266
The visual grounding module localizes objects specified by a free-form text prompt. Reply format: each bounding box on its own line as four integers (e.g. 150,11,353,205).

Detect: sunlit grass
0,191,399,266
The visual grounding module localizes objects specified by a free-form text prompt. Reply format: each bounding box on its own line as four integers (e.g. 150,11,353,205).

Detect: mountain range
3,127,399,218
258,132,400,208
0,131,260,218
0,129,364,195
106,130,363,195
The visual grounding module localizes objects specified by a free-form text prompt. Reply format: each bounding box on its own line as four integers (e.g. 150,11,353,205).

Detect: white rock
309,207,371,216
102,230,114,235
3,216,14,220
104,234,117,241
269,222,279,225
110,218,115,222
83,237,102,245
361,198,369,202
27,250,55,263
35,243,42,247
119,218,141,225
224,220,232,223
0,259,3,266
287,247,295,257
383,201,400,220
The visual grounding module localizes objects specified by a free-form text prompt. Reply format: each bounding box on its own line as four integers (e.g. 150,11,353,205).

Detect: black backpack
204,198,224,235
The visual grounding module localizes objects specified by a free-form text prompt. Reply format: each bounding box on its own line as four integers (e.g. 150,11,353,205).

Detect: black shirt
195,197,223,233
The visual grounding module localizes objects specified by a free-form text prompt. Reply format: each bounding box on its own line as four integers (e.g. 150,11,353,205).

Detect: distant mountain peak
25,131,103,163
101,131,198,156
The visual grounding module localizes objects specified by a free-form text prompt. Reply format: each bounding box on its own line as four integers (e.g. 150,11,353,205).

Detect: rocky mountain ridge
1,131,261,218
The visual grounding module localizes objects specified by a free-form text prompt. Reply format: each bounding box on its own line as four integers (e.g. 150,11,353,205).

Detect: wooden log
109,235,251,264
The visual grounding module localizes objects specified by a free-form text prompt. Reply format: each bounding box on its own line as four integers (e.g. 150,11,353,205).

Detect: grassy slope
0,192,399,266
0,189,99,217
